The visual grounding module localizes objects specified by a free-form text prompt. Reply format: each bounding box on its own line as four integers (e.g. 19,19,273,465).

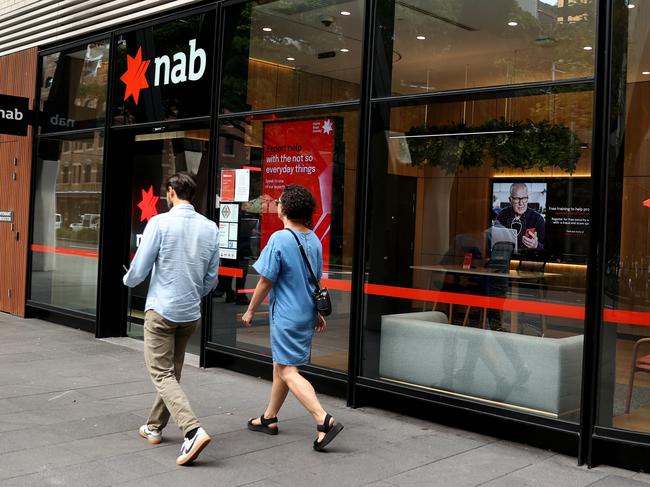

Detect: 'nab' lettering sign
0,94,29,136
120,39,207,105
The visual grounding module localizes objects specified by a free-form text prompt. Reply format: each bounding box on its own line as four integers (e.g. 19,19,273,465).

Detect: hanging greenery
404,118,582,174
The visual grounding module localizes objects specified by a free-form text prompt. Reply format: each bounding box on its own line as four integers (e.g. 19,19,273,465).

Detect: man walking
124,171,219,466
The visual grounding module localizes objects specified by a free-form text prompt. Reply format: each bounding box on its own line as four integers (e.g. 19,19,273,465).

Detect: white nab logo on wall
154,39,206,86
0,108,23,120
120,39,207,105
0,94,29,136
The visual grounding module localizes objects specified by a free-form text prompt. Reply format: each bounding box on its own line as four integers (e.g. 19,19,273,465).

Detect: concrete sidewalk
0,313,648,487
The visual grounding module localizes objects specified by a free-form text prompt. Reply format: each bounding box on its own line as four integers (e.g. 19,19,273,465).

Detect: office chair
625,338,650,414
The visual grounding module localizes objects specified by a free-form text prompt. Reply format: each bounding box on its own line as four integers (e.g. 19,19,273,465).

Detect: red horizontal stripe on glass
24,248,650,327
219,266,244,278
322,278,352,291
242,166,262,172
603,309,650,326
31,244,98,259
363,283,585,320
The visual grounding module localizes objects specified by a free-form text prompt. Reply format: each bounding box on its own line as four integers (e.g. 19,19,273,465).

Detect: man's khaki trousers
144,310,201,435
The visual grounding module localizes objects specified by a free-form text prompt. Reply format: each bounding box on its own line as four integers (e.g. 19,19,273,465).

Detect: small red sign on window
220,170,236,202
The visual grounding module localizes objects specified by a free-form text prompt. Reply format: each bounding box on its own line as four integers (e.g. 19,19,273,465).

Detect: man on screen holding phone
496,182,545,250
123,172,219,466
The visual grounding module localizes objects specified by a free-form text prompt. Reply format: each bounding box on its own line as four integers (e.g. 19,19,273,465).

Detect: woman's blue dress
253,229,322,366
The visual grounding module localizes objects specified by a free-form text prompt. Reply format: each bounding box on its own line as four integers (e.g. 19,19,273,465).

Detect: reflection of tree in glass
222,2,254,113
405,117,581,174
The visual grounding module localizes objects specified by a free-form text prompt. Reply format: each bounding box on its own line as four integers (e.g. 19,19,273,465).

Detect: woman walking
242,184,343,451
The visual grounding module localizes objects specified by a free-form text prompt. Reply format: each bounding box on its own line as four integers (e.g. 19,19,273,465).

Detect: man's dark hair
280,184,316,227
166,171,196,201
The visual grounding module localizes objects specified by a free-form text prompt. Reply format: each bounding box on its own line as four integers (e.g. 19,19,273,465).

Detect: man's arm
123,219,161,288
201,247,220,297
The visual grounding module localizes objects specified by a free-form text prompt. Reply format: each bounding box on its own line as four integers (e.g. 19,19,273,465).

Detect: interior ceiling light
340,48,349,53
583,46,593,51
643,71,650,75
262,27,272,32
340,10,351,15
628,3,636,8
508,21,518,26
286,57,295,61
416,35,426,40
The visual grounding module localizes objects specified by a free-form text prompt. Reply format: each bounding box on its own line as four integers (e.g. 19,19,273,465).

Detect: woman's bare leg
250,363,289,430
277,364,331,441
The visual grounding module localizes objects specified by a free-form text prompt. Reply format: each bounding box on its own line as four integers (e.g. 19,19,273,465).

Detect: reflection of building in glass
40,42,110,130
54,132,103,232
557,0,591,24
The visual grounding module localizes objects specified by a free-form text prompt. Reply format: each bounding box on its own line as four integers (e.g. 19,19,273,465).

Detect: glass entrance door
125,126,210,355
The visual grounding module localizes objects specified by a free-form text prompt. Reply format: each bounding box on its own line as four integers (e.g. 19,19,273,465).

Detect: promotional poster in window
491,179,591,264
261,118,339,271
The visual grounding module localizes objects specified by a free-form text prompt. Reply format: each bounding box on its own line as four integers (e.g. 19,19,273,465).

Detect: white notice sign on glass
219,248,237,259
220,203,239,223
234,169,250,202
218,223,229,247
228,223,238,240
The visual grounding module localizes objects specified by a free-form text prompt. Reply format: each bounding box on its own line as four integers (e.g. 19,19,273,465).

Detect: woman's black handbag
286,229,332,316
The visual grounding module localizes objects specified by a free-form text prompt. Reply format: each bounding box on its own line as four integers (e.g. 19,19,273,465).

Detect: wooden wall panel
623,81,650,178
620,82,650,266
0,47,37,317
274,65,299,108
246,59,360,111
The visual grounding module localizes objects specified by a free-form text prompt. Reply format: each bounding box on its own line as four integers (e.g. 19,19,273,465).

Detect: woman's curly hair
279,184,316,227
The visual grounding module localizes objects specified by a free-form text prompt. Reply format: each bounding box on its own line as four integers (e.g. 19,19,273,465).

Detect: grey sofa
379,311,583,416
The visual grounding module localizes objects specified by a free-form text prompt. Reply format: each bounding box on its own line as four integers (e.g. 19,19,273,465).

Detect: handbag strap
285,228,321,291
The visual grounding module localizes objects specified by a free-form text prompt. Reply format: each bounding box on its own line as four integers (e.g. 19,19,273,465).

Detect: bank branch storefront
7,0,650,471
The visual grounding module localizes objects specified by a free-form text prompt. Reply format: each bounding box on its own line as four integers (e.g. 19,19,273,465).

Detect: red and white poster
261,118,335,271
220,170,235,202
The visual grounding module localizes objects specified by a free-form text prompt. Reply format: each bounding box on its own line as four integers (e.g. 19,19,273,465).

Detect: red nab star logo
120,47,150,105
137,186,159,222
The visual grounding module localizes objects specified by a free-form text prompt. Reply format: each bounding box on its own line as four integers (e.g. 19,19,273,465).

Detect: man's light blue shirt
123,203,219,323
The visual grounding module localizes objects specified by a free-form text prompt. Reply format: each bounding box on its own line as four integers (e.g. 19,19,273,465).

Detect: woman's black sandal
247,415,279,435
313,413,344,451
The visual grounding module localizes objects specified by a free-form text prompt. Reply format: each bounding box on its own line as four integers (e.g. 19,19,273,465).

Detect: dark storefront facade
4,0,650,471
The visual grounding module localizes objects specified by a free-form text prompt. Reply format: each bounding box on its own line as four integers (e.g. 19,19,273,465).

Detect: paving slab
0,314,647,487
588,476,650,486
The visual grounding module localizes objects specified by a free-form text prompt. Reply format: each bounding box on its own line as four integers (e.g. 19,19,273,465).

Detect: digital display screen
491,178,591,263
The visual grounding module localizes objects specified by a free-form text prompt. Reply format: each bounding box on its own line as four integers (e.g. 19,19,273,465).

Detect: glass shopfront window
40,40,110,132
30,131,104,314
220,0,364,113
362,89,593,419
210,108,359,371
374,0,596,97
597,2,650,434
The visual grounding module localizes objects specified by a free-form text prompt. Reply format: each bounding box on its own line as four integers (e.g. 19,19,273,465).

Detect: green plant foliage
405,118,581,174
